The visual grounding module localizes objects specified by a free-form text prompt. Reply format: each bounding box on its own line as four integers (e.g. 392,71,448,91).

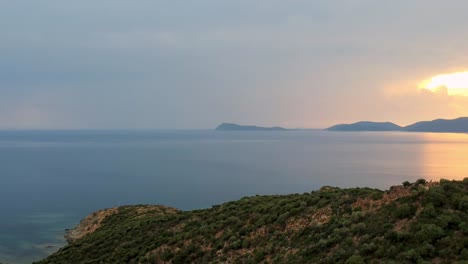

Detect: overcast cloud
2,0,468,129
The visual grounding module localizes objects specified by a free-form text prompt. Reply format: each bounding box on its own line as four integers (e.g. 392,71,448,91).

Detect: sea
1,130,467,263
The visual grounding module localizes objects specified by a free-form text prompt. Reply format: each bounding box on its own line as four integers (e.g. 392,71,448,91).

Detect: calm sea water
1,130,468,263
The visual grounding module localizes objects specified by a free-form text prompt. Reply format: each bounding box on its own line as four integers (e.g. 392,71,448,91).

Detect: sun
419,71,468,96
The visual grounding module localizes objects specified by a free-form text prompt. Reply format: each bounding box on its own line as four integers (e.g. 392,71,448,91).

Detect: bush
416,179,427,185
253,249,265,262
417,242,435,258
421,203,437,218
276,212,290,225
460,248,468,260
403,249,421,262
426,187,446,207
394,204,413,219
347,255,365,264
415,224,445,242
458,222,468,234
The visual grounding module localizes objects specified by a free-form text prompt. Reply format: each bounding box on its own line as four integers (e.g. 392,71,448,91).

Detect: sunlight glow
421,133,468,181
419,71,468,96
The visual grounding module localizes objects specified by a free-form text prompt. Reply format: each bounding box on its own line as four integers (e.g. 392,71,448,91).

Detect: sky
2,0,468,129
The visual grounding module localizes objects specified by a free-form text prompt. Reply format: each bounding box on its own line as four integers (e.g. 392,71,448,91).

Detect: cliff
36,179,468,264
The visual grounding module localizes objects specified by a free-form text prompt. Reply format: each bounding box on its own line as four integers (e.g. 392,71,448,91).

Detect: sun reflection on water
421,133,468,181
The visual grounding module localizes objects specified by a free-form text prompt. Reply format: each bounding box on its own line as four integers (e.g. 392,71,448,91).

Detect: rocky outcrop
65,205,179,243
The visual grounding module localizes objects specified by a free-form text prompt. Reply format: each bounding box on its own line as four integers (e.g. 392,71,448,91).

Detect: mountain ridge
327,121,402,131
327,117,468,133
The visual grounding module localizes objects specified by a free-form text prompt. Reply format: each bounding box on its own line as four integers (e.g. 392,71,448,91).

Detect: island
36,179,468,264
217,117,468,133
327,121,402,131
216,123,289,131
404,117,468,132
327,117,468,133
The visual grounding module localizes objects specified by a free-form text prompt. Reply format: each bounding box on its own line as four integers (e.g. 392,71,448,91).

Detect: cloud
2,1,468,128
379,86,468,125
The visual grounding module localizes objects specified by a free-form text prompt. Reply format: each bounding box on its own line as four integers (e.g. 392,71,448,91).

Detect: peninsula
36,179,468,263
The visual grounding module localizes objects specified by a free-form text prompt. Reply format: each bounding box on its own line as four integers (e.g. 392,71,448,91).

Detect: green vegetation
36,179,468,264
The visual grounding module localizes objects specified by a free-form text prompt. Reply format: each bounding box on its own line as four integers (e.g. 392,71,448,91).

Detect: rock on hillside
65,205,180,243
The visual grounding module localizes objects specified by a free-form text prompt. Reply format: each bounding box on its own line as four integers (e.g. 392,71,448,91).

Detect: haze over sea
1,130,468,263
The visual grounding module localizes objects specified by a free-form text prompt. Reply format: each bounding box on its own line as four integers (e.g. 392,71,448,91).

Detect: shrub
276,212,290,225
394,204,413,219
415,224,445,242
421,203,437,218
347,255,365,264
416,179,427,185
253,249,265,262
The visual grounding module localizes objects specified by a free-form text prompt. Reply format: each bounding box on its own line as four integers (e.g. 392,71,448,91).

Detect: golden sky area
376,70,468,127
419,71,468,96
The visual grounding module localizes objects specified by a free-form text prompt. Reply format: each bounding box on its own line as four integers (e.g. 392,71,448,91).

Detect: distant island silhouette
217,117,468,133
327,121,402,132
216,123,288,131
327,117,468,133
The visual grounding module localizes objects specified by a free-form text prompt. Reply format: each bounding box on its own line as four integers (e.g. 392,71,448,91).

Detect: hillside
327,121,402,131
36,179,468,264
327,117,468,133
404,117,468,133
